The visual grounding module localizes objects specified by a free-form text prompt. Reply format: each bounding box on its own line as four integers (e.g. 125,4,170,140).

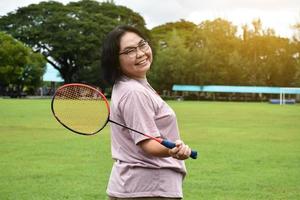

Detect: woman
101,25,192,200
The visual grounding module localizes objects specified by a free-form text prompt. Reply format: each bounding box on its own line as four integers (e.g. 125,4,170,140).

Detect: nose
136,47,145,58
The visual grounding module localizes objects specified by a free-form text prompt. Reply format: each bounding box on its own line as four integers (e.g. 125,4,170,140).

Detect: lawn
0,99,299,199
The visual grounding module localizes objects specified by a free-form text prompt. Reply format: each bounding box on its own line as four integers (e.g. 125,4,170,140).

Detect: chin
142,63,151,72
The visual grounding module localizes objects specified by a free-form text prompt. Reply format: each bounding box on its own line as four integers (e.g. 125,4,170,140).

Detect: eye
139,41,147,47
139,41,148,51
124,48,135,54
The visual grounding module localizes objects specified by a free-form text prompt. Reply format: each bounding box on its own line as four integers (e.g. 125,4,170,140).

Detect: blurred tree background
149,19,300,91
0,32,46,96
0,0,300,95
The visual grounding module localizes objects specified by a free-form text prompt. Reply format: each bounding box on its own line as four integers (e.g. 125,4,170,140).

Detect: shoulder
113,77,148,98
114,78,159,109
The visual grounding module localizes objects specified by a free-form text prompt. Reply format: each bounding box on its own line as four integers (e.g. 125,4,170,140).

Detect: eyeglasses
119,40,150,58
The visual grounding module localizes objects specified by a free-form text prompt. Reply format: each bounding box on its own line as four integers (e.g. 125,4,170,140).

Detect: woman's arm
139,139,191,160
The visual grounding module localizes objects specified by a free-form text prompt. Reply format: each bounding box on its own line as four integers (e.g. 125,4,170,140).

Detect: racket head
51,83,110,136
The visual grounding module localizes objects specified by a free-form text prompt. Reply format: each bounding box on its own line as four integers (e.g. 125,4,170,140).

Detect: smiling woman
101,25,194,200
118,33,152,79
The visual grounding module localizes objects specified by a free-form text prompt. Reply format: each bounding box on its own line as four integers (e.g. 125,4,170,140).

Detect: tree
150,17,299,90
149,20,197,91
241,20,298,87
149,30,190,91
0,0,148,86
186,18,240,85
291,20,300,86
0,32,46,96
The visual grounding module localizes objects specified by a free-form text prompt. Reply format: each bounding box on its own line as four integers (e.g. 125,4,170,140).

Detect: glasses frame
119,40,150,58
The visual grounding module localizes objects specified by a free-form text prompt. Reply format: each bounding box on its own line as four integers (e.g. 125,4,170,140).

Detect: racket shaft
161,139,198,159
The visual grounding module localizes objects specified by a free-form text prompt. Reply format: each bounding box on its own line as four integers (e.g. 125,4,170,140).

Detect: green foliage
150,18,300,91
0,0,147,85
149,20,198,90
0,32,46,94
149,30,190,90
150,19,197,47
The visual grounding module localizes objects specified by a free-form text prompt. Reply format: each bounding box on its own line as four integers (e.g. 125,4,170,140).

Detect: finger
177,145,191,159
178,143,188,154
184,145,191,157
175,140,183,147
169,146,180,156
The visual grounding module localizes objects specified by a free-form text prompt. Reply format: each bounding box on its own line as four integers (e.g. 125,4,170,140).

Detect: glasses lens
127,51,136,58
140,41,149,51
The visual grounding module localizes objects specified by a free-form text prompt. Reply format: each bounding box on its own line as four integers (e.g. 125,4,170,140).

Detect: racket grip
161,139,198,159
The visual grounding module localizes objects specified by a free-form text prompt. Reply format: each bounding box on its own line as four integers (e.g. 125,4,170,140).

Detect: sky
0,0,299,38
43,64,63,82
0,0,299,81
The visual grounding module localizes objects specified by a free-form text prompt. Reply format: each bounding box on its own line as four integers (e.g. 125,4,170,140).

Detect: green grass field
0,99,299,199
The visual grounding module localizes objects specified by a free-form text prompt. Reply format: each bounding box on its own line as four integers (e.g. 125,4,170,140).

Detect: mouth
135,58,148,66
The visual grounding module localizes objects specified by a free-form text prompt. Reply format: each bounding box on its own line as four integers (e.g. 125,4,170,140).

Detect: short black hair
101,25,147,86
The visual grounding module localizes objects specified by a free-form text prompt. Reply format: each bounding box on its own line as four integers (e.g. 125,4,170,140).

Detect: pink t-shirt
106,76,187,198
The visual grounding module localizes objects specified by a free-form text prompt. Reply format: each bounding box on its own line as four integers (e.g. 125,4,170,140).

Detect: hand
168,140,191,160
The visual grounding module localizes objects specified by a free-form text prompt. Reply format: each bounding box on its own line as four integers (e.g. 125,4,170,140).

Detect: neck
123,73,146,80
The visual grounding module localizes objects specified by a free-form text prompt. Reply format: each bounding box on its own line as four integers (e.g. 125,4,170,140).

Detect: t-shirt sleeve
119,89,160,144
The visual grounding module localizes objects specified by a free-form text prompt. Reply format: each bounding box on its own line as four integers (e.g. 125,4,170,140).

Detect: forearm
138,139,171,157
139,138,192,160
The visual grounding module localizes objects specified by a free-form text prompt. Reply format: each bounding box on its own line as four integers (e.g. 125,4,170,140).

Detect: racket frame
51,83,110,136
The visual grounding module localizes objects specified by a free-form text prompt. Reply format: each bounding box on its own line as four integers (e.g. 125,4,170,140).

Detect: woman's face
118,32,152,79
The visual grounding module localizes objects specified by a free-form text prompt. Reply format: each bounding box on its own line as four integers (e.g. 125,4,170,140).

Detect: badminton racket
51,83,197,159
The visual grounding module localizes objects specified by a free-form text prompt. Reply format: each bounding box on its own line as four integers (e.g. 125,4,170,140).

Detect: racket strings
53,85,109,134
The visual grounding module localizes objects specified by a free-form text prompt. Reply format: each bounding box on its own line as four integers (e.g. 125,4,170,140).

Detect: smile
135,59,148,65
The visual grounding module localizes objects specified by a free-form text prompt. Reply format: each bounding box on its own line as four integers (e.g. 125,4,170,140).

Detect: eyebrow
121,39,145,51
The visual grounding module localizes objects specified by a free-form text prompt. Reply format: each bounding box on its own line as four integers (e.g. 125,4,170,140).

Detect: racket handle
161,139,198,159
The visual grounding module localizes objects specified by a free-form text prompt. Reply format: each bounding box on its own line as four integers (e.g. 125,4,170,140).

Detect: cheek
119,57,133,73
147,49,153,63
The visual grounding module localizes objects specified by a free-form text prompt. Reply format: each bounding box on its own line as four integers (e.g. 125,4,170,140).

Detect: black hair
101,25,148,86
